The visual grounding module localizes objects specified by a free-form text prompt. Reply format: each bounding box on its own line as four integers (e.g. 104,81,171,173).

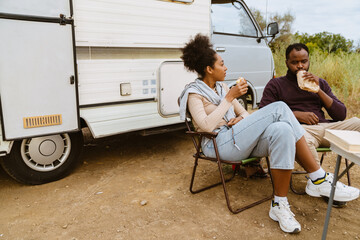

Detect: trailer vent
23,114,62,129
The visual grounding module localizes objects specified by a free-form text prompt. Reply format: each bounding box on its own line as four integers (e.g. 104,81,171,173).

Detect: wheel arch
245,80,257,108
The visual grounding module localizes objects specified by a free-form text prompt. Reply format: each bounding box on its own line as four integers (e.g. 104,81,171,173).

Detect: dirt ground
0,129,360,240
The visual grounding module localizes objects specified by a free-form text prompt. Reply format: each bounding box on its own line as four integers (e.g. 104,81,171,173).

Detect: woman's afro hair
181,33,216,78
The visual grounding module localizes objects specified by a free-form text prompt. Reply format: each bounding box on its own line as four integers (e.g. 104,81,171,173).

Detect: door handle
216,47,226,52
70,75,75,85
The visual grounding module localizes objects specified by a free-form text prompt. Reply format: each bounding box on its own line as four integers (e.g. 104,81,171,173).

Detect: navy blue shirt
260,70,346,123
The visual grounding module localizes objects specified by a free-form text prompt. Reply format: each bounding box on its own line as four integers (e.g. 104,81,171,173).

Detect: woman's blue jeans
202,101,305,170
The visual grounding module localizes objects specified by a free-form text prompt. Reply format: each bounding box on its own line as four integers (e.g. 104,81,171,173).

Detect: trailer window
211,1,257,37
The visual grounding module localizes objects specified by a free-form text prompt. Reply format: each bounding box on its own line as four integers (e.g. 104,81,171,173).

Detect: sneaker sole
269,211,301,234
305,186,359,202
321,196,347,208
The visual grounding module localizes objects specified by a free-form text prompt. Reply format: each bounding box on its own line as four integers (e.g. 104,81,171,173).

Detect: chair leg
289,171,307,195
218,157,274,214
320,151,326,165
345,159,351,186
189,156,235,194
265,157,275,195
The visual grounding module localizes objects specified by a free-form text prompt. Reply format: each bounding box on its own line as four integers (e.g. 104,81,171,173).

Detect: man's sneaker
306,172,360,202
269,200,301,233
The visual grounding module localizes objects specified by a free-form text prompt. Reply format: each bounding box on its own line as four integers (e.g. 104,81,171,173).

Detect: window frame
211,0,261,38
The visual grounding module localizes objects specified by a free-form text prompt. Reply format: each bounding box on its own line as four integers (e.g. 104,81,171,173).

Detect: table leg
322,154,341,240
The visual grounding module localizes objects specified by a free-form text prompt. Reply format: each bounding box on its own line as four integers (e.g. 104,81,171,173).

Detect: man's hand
293,111,319,125
227,116,243,127
303,72,320,86
302,72,334,109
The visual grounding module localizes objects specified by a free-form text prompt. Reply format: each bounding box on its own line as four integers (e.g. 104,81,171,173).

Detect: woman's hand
225,78,248,102
227,116,243,127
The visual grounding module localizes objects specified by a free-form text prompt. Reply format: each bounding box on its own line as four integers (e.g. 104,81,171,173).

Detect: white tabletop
330,144,360,165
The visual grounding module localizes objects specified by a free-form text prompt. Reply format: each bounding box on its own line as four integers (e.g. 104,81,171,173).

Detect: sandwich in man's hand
297,70,319,93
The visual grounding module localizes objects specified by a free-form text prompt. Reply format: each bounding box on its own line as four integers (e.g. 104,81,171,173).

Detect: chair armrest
186,131,218,139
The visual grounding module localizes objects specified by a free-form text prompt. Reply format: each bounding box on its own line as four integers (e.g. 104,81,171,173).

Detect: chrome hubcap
21,134,71,172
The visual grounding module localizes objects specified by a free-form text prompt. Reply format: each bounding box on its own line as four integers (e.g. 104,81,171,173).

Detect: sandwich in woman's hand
236,77,246,84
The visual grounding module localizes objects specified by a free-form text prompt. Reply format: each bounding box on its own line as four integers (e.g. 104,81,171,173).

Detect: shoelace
325,173,333,184
278,201,295,218
326,173,347,189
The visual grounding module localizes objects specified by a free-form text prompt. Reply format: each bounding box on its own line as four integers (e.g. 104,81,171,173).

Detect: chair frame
184,115,274,214
290,147,352,195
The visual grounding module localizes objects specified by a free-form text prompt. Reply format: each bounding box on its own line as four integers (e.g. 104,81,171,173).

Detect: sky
244,0,360,45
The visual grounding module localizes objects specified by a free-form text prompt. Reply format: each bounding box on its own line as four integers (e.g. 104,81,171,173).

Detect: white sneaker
306,172,360,202
269,200,301,233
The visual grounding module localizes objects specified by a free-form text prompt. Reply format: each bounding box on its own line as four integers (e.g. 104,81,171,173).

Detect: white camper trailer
0,0,278,184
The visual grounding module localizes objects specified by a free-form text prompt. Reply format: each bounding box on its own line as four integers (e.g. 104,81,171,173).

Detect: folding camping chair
183,109,274,214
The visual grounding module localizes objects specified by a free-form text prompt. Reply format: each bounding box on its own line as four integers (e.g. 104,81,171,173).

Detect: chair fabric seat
317,147,331,153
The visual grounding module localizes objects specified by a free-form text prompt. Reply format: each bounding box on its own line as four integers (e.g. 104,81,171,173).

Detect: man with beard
259,43,360,164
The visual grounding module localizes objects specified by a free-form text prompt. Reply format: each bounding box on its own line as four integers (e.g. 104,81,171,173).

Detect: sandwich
296,70,319,93
236,77,246,84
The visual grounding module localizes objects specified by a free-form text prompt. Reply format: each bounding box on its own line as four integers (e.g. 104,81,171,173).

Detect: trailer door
0,0,79,140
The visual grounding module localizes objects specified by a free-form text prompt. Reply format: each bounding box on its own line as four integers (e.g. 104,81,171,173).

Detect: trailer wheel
0,131,83,185
237,94,248,110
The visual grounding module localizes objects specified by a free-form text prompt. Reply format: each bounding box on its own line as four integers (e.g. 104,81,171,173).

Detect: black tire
0,131,83,185
237,94,248,110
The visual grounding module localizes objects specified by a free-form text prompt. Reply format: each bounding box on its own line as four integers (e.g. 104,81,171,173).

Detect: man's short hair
286,43,309,60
